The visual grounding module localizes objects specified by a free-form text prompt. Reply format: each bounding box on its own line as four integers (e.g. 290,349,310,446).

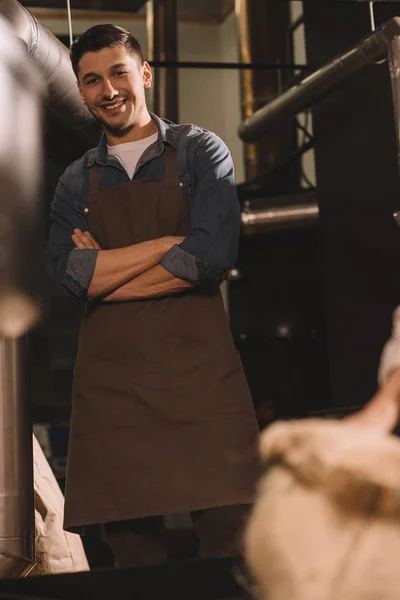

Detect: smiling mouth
101,99,126,112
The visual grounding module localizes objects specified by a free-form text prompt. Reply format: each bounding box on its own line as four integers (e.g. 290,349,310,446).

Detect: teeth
104,100,124,110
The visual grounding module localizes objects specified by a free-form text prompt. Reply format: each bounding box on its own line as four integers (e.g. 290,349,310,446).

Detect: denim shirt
46,113,241,301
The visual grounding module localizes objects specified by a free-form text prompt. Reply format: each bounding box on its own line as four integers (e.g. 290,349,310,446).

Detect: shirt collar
87,112,178,168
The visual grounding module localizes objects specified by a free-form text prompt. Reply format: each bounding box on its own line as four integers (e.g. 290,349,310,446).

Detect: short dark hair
70,24,144,78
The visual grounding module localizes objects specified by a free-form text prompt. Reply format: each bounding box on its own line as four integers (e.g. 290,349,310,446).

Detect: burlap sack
245,418,400,600
30,434,89,575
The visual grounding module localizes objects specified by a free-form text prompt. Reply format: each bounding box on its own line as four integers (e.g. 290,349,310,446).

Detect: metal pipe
147,60,309,71
0,0,98,144
0,337,35,577
239,17,400,143
0,15,44,578
235,0,299,189
146,0,179,123
388,34,400,172
241,202,319,234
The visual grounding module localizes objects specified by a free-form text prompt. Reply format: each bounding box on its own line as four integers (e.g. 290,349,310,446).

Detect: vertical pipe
235,0,299,193
146,0,179,123
0,337,35,578
388,35,400,173
0,15,44,577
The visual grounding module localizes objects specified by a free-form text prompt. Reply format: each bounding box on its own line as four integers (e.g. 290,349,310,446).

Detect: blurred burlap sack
244,418,400,600
30,434,89,575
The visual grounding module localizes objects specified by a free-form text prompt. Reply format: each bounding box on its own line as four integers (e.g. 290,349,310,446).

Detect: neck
106,111,158,146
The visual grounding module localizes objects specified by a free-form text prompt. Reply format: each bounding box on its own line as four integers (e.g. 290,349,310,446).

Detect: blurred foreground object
378,305,400,385
0,14,43,578
31,435,89,576
0,11,43,334
245,418,400,600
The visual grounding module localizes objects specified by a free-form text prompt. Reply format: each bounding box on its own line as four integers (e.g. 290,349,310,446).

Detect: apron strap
163,145,180,185
89,166,101,196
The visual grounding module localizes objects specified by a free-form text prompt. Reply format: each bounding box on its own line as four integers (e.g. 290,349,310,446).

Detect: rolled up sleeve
160,245,199,283
46,174,95,301
160,133,240,282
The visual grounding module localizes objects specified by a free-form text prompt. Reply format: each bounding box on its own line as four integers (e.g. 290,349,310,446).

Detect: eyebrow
81,63,129,83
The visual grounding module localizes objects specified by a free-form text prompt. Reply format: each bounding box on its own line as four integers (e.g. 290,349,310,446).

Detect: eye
85,77,99,86
114,70,128,77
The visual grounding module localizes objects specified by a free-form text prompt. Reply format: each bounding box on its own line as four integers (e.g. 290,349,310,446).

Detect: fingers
72,229,102,250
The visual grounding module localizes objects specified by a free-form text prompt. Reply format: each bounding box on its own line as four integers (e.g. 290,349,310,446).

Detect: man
47,24,260,568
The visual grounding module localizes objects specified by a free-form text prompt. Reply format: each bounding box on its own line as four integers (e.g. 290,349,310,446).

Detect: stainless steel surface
388,35,400,171
0,0,98,144
0,15,43,578
147,0,179,122
241,202,319,233
0,336,35,577
235,0,295,185
0,14,43,336
238,17,400,143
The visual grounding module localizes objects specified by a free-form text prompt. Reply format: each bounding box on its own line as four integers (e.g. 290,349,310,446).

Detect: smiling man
46,24,260,568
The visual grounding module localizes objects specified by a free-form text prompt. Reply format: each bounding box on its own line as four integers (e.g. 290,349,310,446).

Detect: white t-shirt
107,132,158,179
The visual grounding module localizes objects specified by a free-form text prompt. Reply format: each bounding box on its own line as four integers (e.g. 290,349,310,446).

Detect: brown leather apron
63,144,260,532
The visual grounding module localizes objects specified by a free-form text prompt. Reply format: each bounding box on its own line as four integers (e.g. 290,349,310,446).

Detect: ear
77,80,86,105
142,61,152,89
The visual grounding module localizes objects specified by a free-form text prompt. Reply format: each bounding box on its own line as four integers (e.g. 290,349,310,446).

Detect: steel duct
146,0,179,123
241,202,319,234
238,17,400,143
0,0,98,144
0,14,45,578
235,0,299,191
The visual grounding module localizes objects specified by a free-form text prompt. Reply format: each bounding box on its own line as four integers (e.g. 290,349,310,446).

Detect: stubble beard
90,102,137,138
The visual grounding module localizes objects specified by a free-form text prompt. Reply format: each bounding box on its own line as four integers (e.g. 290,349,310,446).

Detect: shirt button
179,182,183,187
84,208,89,213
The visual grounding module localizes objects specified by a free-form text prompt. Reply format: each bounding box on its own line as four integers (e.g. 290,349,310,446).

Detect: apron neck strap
163,144,180,184
89,166,101,196
89,144,178,194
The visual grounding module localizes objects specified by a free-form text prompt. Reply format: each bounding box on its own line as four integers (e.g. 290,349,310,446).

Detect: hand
72,229,102,250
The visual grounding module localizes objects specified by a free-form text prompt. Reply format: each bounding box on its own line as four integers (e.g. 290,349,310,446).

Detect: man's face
77,45,152,138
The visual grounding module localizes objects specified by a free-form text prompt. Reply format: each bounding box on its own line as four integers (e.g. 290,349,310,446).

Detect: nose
101,78,119,100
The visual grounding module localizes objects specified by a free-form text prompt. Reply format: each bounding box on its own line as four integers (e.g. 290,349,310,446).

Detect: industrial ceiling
22,0,235,23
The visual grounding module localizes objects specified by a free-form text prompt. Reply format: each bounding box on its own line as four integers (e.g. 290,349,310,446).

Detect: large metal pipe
0,0,98,144
388,32,400,173
241,202,319,234
235,0,299,190
0,15,45,577
0,0,104,580
146,0,179,123
0,337,35,578
239,17,400,143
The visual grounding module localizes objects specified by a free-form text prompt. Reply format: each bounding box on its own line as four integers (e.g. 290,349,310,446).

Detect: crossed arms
71,229,194,302
47,132,240,302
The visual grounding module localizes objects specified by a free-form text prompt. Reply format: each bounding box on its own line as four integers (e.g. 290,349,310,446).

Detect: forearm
102,264,194,302
88,237,175,298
